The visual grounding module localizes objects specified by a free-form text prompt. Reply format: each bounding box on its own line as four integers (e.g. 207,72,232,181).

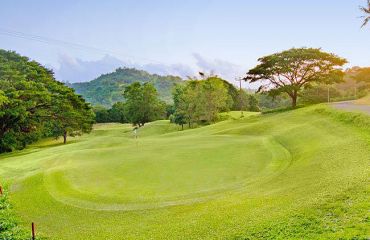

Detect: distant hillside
70,67,183,107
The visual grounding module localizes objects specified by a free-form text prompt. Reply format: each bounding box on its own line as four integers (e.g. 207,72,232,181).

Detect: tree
172,83,198,128
247,95,260,112
93,105,110,123
244,48,347,108
360,0,370,27
94,102,127,123
0,49,94,151
300,85,341,104
172,77,230,127
238,90,249,112
172,85,187,129
108,102,126,123
198,77,230,122
352,67,370,93
123,82,165,126
353,67,370,85
49,91,94,144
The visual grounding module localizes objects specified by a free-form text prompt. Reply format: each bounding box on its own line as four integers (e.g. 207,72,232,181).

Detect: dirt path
330,101,370,115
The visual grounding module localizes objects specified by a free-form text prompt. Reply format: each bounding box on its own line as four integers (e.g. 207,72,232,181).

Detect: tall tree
123,82,165,126
172,85,188,129
360,0,370,27
198,77,230,122
49,92,94,144
244,48,347,108
172,77,230,127
247,95,260,112
0,49,94,152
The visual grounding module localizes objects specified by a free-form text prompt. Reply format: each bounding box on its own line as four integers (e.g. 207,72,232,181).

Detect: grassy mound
354,95,370,105
0,107,369,239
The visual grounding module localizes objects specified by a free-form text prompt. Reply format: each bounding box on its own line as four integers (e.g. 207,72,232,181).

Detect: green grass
0,107,369,239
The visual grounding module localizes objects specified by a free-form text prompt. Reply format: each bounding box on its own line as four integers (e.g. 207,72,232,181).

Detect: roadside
330,100,370,115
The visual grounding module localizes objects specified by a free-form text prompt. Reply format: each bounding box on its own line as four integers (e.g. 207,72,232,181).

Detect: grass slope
0,107,369,239
354,95,370,105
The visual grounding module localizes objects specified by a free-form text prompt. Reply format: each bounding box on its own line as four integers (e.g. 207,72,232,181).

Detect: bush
0,187,28,240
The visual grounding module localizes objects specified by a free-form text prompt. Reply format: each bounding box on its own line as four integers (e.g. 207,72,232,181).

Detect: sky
0,0,369,85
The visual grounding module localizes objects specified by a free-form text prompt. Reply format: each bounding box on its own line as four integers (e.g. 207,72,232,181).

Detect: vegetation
0,187,29,240
360,0,370,27
353,67,370,87
171,77,232,128
70,68,183,107
93,102,126,123
0,106,368,239
244,48,347,107
123,82,166,126
0,50,94,153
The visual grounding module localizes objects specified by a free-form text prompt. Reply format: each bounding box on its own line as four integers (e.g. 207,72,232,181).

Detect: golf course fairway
0,105,369,239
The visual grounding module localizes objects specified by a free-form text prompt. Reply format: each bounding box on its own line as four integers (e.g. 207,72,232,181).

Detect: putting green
0,107,369,239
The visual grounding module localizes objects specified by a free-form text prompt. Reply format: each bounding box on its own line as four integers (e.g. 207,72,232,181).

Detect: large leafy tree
198,77,230,122
171,85,187,129
49,91,94,144
172,77,230,127
123,82,165,126
244,48,347,107
360,0,370,27
0,50,94,152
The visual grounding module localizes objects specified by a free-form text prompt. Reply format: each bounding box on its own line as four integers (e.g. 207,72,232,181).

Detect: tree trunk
63,131,67,144
291,94,297,108
181,124,184,130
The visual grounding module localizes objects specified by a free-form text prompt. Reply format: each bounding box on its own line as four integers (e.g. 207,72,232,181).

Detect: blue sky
0,0,369,83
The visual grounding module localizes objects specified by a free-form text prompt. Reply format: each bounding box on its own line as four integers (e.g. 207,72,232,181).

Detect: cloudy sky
0,0,369,85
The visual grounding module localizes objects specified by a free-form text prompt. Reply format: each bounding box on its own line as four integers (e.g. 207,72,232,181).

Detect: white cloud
53,53,247,85
192,53,246,82
54,54,124,83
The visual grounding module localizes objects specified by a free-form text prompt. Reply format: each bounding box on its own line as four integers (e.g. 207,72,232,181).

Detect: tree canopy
94,102,126,123
172,77,232,128
123,82,165,126
0,49,94,152
352,67,370,84
244,48,347,107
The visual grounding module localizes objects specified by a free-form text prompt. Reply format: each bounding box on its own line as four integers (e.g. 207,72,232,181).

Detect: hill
70,67,183,107
0,106,369,239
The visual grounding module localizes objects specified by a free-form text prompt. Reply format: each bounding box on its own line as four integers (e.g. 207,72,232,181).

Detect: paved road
331,101,370,115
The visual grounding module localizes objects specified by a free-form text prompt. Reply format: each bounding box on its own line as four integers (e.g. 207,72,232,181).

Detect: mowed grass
0,107,369,239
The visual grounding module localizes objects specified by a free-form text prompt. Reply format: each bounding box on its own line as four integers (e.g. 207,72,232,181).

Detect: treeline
0,50,95,153
170,76,258,129
94,75,260,129
94,82,166,126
